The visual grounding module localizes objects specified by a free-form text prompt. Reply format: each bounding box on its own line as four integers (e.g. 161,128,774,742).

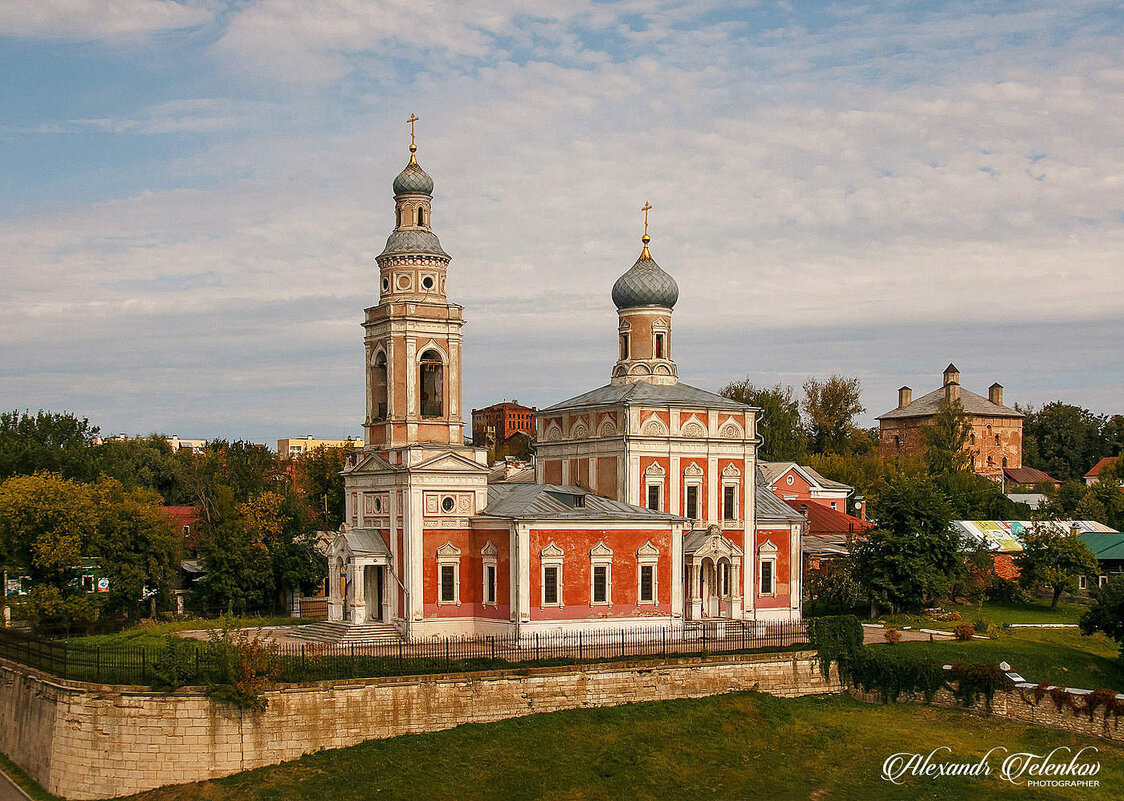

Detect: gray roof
341,530,391,557
755,485,806,523
542,380,750,413
611,252,679,310
803,534,850,557
378,229,449,259
878,386,1023,420
482,483,684,522
392,159,434,195
759,461,851,492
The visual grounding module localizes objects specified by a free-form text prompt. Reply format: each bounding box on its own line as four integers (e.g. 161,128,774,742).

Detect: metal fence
0,620,808,687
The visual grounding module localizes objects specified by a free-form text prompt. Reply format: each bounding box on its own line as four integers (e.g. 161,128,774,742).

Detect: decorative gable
436,541,462,559
589,541,613,559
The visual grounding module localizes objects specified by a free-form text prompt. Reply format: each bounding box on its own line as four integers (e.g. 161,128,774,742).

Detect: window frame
636,541,659,606
481,541,498,608
540,543,564,608
436,542,462,607
759,539,778,597
590,542,613,607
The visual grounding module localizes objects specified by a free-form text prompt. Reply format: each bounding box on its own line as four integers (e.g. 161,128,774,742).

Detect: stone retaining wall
850,686,1124,742
0,652,839,800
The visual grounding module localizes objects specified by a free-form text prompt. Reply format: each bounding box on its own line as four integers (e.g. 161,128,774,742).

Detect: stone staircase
288,620,403,644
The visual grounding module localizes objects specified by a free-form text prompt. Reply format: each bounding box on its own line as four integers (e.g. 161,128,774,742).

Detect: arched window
372,352,388,420
396,206,402,227
419,350,444,418
417,206,425,226
654,332,665,359
1002,456,1008,467
995,433,1000,446
619,334,629,360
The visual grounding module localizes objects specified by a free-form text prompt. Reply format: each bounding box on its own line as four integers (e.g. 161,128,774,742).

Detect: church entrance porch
684,525,743,621
363,564,385,622
326,529,394,626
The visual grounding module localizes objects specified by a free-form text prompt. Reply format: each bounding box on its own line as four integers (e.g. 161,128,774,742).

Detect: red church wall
544,460,562,485
754,528,792,610
421,528,511,620
596,457,618,500
638,456,671,509
528,527,674,620
717,458,745,519
677,458,708,520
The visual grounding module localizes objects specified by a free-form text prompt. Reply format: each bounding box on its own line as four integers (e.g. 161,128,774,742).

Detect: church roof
393,159,434,195
541,380,750,413
481,483,683,522
877,386,1023,420
611,252,679,310
378,229,448,259
339,530,392,557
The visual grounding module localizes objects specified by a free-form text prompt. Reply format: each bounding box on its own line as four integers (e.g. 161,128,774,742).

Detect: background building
471,401,536,446
277,436,364,458
877,364,1024,477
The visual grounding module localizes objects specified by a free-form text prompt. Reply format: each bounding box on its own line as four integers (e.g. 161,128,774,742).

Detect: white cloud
0,0,211,40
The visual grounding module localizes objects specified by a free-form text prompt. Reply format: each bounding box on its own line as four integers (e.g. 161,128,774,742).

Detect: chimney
989,382,1003,406
854,496,865,521
945,380,961,404
943,363,960,386
898,386,912,409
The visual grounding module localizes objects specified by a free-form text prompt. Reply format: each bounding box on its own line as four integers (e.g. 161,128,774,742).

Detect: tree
720,379,807,460
89,476,183,617
1014,525,1099,609
294,446,350,529
1021,402,1108,482
0,410,98,482
1080,577,1124,657
195,486,275,613
924,399,973,475
851,473,963,616
0,473,94,588
92,435,193,504
802,375,865,455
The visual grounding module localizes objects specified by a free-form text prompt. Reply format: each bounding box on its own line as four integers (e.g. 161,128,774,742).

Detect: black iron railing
0,620,808,686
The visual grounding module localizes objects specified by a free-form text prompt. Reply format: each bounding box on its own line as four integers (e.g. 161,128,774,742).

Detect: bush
16,586,97,637
806,615,864,678
985,623,1001,640
953,623,975,641
883,628,902,645
205,621,282,712
149,635,199,692
987,576,1030,604
847,648,946,703
948,662,1013,710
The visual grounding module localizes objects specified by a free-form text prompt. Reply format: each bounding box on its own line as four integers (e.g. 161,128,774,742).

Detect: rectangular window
723,485,736,520
1099,575,1108,588
1079,575,1088,591
440,565,456,602
640,565,654,602
686,485,699,519
592,566,608,603
760,561,774,595
485,565,496,604
655,333,664,358
544,566,559,605
81,575,94,593
648,484,661,511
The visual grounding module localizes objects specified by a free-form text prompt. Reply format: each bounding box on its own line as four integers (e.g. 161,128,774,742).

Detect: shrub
847,648,946,703
987,576,1030,604
953,624,975,641
205,622,282,712
883,628,902,645
149,635,199,692
985,623,1001,640
806,615,864,679
948,662,1013,710
972,617,989,633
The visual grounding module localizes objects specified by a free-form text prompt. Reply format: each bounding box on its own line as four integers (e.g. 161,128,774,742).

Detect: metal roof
758,461,852,492
541,380,750,413
341,530,392,557
611,253,679,310
482,483,684,522
755,485,805,523
1080,531,1124,561
877,386,1023,420
378,229,448,259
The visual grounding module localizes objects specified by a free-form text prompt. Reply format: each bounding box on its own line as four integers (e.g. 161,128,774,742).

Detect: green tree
294,446,350,529
89,476,183,617
0,410,98,481
720,379,807,460
1021,402,1108,482
92,434,194,504
852,473,962,616
0,473,94,588
924,399,973,475
1014,525,1099,609
935,470,1029,520
1080,577,1124,657
802,375,865,455
195,486,275,613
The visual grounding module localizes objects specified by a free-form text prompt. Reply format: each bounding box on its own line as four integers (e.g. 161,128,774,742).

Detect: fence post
489,635,495,662
445,638,450,671
62,640,68,680
195,646,200,681
534,633,539,662
398,638,403,670
578,631,583,662
141,646,147,683
95,645,101,683
301,644,306,680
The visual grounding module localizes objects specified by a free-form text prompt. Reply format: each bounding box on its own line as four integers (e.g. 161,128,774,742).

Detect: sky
0,0,1122,446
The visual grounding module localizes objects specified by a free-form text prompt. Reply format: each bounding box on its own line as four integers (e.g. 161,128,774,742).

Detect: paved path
863,626,954,645
0,768,33,801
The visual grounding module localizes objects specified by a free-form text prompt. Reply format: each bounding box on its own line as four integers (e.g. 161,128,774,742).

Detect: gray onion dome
612,240,679,309
393,157,434,195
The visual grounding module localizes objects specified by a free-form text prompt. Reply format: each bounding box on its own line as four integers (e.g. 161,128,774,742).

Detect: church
326,122,804,639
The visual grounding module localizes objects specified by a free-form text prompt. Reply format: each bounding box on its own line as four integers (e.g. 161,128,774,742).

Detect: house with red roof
1086,456,1121,487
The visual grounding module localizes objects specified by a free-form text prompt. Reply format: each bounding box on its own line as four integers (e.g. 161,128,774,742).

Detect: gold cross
641,201,653,236
406,113,419,147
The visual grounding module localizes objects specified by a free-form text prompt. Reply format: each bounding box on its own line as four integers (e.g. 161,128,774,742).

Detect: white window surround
590,541,613,606
1079,575,1088,591
481,541,498,608
645,462,666,512
759,539,778,597
636,541,659,605
436,542,462,607
683,462,703,520
541,542,564,608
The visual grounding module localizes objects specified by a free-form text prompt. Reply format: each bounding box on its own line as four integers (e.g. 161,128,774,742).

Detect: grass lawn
876,628,1124,691
67,616,308,649
109,692,1122,801
878,599,1089,630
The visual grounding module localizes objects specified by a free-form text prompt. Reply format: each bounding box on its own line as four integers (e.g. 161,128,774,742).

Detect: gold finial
407,113,419,162
640,201,653,258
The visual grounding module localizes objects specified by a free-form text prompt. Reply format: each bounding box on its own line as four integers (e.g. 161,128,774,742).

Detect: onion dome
378,229,448,259
393,152,434,196
611,233,679,310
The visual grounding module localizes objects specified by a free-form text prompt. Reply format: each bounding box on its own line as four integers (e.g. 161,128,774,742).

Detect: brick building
326,127,803,637
877,364,1024,477
471,401,535,446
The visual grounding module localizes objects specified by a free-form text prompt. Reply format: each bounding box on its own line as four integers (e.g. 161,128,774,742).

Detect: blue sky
0,0,1122,445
